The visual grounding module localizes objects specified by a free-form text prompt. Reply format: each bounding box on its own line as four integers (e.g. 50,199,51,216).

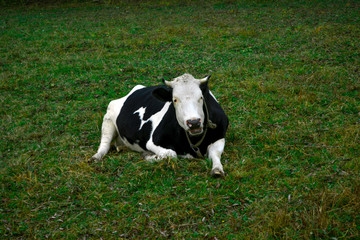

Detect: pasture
1,0,359,238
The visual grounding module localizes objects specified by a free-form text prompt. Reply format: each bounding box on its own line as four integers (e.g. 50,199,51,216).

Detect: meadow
1,0,359,238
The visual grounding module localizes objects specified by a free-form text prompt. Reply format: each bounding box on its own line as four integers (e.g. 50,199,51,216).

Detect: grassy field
1,0,359,238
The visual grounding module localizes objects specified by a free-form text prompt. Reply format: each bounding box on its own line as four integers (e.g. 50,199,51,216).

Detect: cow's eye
173,98,178,103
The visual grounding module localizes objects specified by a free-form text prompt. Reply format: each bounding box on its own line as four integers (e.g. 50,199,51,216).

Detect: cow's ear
152,87,173,102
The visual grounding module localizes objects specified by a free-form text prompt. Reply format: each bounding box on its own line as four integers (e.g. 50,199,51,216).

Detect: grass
1,0,359,238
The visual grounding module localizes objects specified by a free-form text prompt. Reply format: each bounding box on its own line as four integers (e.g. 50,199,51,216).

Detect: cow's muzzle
186,118,203,135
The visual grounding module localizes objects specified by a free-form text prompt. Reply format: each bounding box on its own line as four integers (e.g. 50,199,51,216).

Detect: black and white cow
91,73,229,176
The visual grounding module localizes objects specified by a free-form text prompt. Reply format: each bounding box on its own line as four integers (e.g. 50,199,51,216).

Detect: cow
90,73,229,176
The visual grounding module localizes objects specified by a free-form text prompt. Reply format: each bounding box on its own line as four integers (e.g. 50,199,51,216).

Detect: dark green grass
1,0,359,238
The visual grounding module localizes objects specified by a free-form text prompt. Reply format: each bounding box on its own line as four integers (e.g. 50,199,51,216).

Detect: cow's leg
145,141,177,161
91,114,117,161
207,138,225,177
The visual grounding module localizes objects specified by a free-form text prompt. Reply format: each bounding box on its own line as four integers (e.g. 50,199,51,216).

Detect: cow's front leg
145,141,177,161
207,138,226,177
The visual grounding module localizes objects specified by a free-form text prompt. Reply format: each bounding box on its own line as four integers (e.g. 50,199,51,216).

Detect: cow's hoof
211,168,225,177
144,154,159,162
158,149,177,160
88,154,101,163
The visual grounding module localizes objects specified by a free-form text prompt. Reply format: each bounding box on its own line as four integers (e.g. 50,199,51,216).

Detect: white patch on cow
207,138,225,176
134,107,149,130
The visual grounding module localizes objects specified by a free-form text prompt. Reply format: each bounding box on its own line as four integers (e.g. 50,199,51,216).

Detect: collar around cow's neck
185,97,217,158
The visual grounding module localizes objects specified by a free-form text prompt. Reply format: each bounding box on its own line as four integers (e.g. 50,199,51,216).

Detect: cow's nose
186,118,201,129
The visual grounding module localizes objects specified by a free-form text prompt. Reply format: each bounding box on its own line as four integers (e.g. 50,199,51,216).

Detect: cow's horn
164,79,173,88
199,74,211,84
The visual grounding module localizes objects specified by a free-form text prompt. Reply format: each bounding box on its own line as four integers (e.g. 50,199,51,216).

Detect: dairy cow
91,73,229,176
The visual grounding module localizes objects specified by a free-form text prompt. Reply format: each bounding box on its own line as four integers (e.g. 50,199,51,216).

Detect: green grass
1,0,359,238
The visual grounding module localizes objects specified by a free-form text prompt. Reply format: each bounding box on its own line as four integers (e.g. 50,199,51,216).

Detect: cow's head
153,73,210,136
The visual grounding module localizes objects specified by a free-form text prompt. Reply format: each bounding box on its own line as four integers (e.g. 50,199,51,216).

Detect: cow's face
153,74,210,136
